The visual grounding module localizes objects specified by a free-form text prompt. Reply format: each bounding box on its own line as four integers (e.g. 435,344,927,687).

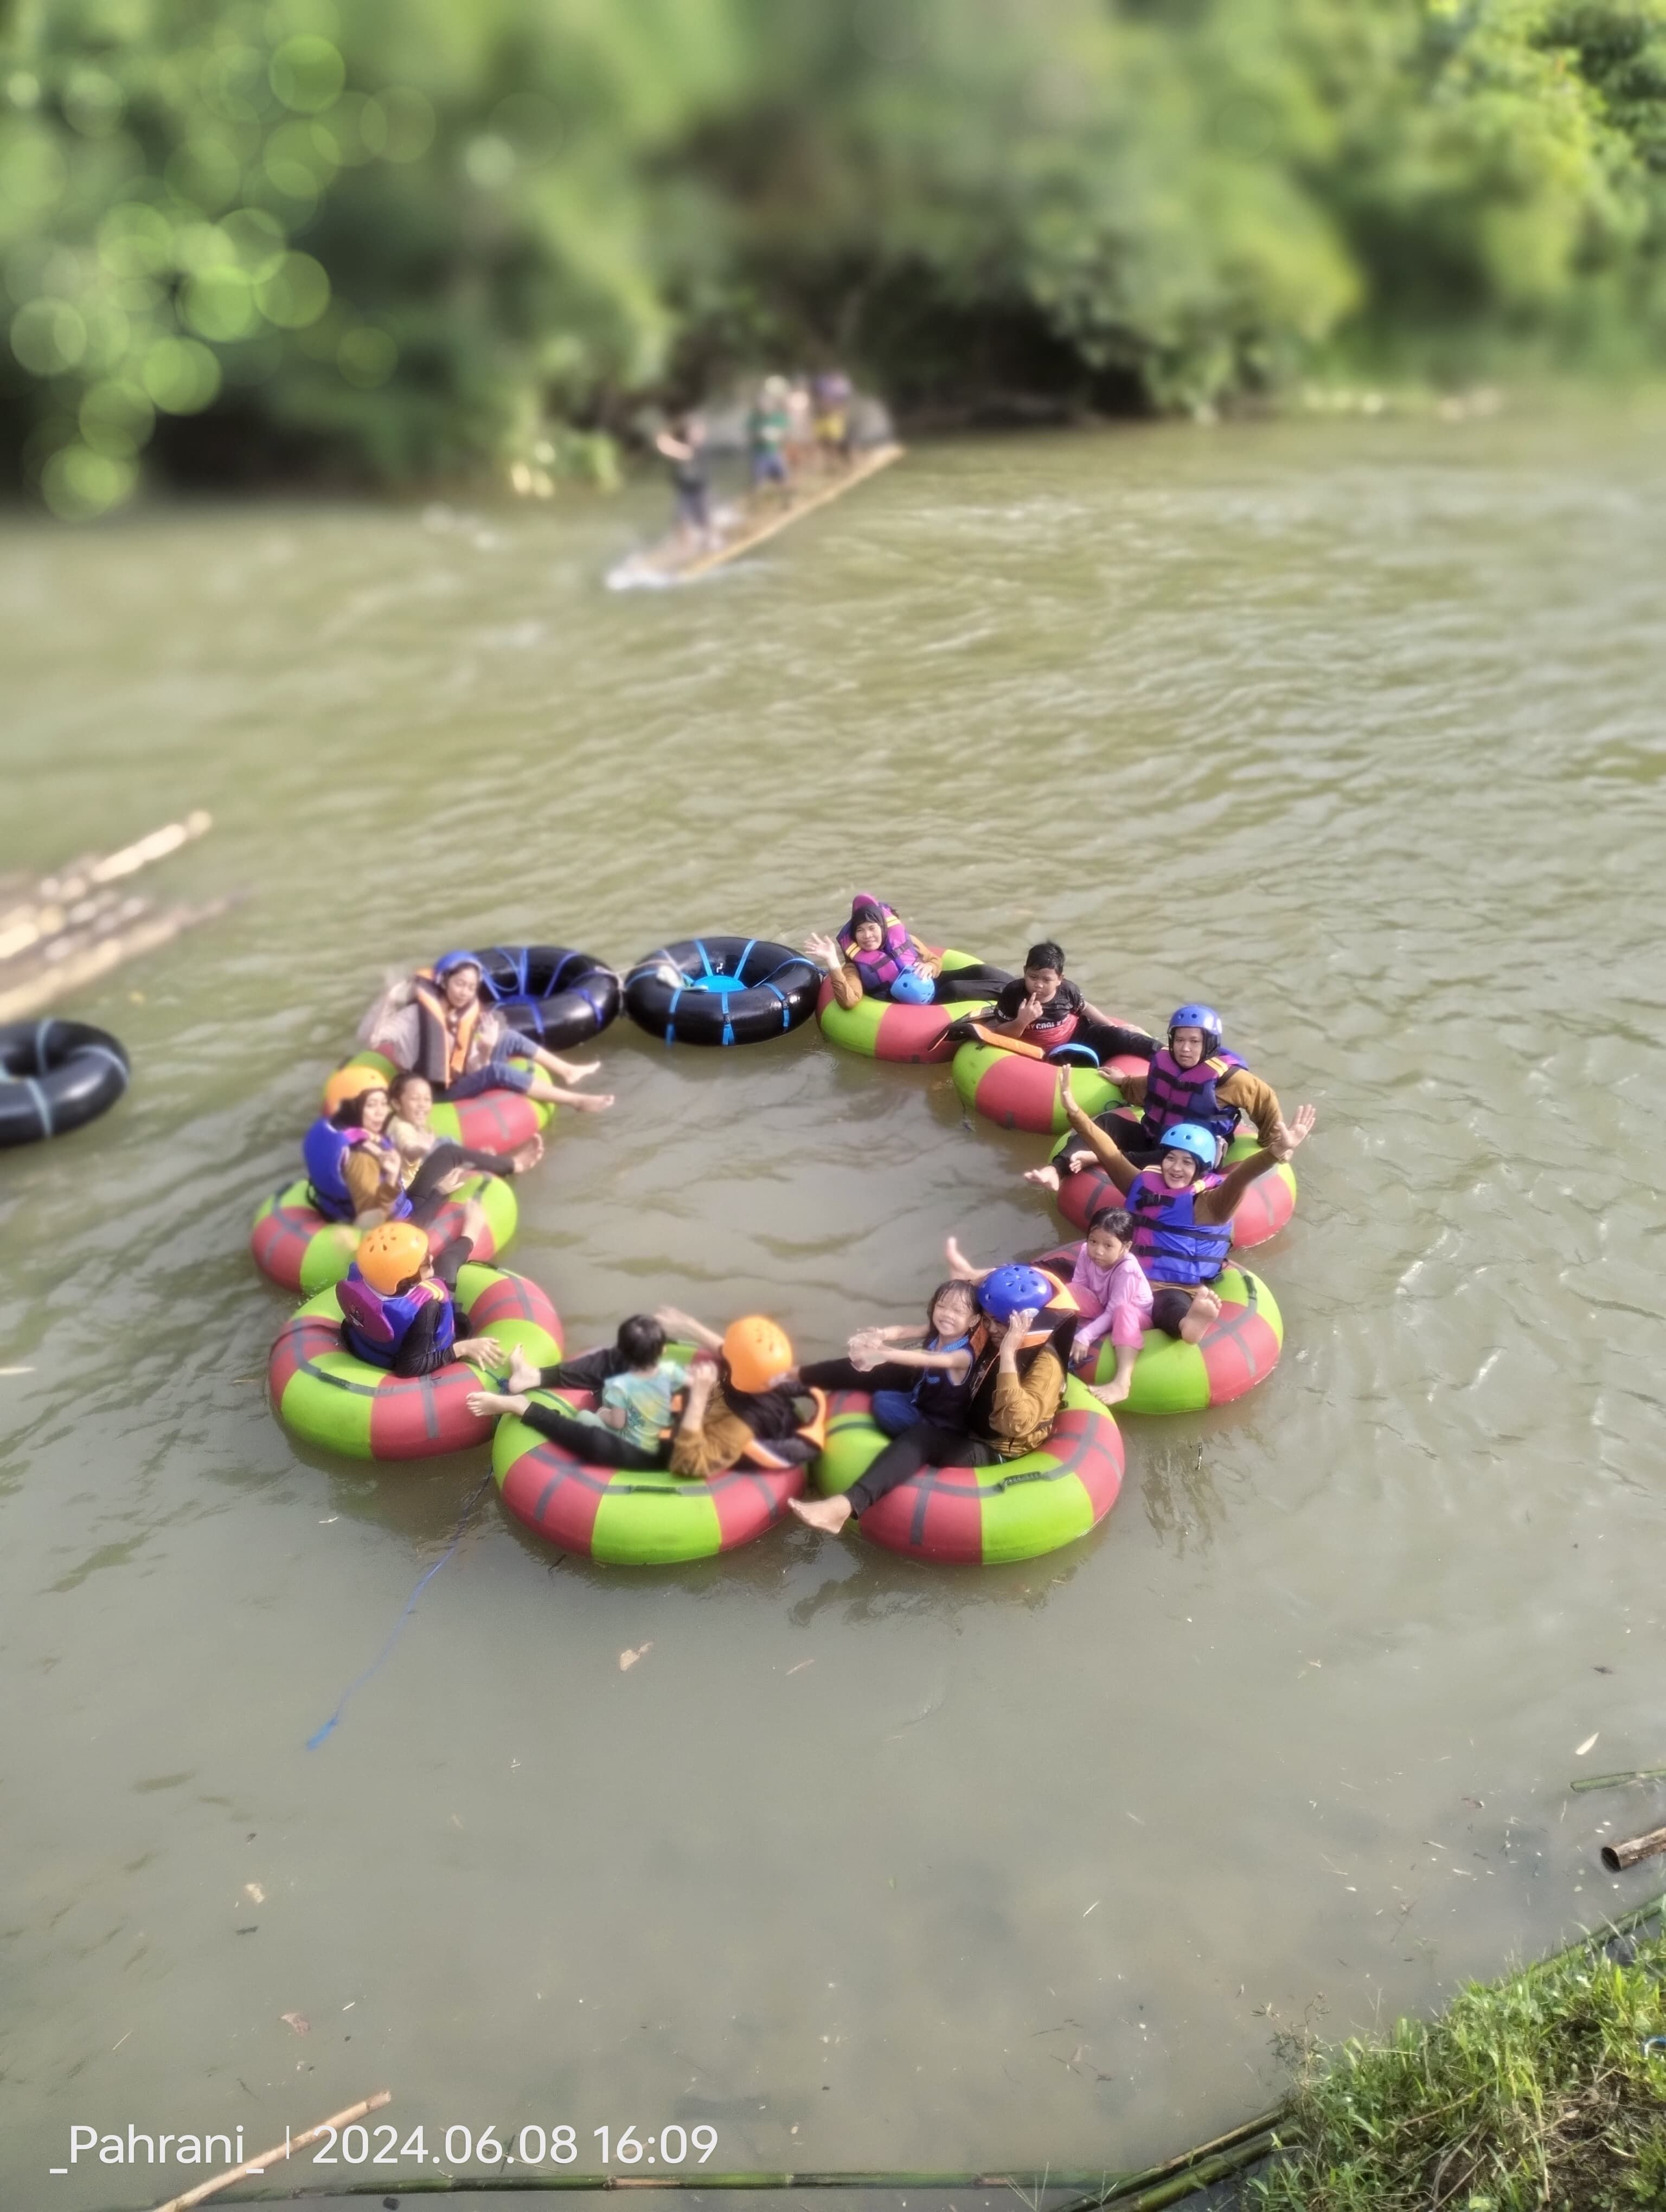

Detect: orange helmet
323,1063,389,1115
721,1315,793,1394
355,1220,430,1295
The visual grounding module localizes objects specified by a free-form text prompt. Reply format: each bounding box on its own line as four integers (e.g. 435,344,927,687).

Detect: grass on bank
1252,1931,1666,2211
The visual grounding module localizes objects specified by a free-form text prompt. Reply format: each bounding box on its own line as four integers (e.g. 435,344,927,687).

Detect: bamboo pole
148,2091,390,2212
1049,2116,1284,2212
665,445,903,583
1571,1766,1666,1794
0,811,210,957
0,897,232,1021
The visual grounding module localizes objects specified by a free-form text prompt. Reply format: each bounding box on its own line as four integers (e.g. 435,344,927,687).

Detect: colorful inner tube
250,1173,517,1295
493,1378,805,1566
324,1054,552,1152
816,949,1001,1064
1039,1248,1283,1416
623,936,821,1047
1049,1117,1297,1251
812,1375,1124,1565
269,1263,561,1462
952,1040,1145,1135
470,944,620,1051
0,1018,129,1146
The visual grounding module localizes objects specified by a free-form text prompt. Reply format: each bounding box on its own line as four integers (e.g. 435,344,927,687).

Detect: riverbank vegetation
1255,1923,1666,2209
6,0,1666,515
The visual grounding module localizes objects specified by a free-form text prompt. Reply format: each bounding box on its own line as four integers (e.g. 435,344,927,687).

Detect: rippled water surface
4,408,1665,2204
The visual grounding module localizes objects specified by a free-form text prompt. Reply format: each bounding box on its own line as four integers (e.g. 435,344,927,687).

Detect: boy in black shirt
947,941,1156,1066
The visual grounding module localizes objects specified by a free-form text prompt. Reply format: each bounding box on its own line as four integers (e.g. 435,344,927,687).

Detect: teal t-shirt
595,1358,690,1452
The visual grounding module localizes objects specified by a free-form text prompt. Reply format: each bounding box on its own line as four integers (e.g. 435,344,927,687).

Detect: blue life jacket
1125,1168,1233,1288
302,1117,411,1225
909,1330,974,1426
1138,1046,1246,1153
339,1268,455,1370
872,1330,975,1435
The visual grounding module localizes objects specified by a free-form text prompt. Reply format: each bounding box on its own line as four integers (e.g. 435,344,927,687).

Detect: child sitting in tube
1054,1069,1316,1339
339,1220,505,1378
465,1313,690,1470
304,1073,489,1251
789,1260,1075,1538
467,1308,816,1479
386,1072,544,1185
950,1214,1150,1407
943,941,1156,1066
804,895,1013,1007
789,1278,979,1436
358,951,616,1111
1026,1003,1283,1189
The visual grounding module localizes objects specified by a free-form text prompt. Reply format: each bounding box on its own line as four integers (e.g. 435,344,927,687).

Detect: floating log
149,2090,390,2212
0,897,232,1022
0,810,211,962
1601,1825,1666,1873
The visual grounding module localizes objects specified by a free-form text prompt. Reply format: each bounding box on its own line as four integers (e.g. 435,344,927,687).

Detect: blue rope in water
305,1472,494,1750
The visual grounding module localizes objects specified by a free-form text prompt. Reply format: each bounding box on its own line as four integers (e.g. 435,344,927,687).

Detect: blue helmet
434,949,483,978
1169,1003,1222,1051
889,968,936,1005
1158,1122,1218,1172
977,1263,1054,1324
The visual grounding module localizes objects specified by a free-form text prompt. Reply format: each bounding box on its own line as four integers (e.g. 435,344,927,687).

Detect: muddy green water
3,408,1664,2207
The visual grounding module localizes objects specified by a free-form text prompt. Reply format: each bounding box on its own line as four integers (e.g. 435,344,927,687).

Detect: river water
3,405,1664,2206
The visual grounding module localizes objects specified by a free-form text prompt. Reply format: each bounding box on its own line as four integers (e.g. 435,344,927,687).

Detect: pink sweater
1069,1247,1153,1355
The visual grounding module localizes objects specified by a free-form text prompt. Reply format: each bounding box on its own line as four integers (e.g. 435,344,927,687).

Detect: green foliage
1255,1934,1666,2210
4,0,1666,511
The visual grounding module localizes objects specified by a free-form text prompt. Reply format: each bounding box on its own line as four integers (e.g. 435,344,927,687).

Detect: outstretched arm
653,1304,725,1352
1059,1073,1138,1194
1195,1105,1316,1226
945,1234,994,1284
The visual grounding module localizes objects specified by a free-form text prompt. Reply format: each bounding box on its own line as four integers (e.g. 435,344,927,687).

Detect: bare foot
1089,1378,1131,1407
788,1494,854,1535
1178,1288,1222,1343
509,1136,544,1174
465,1388,525,1419
550,1056,601,1081
506,1347,540,1393
566,1092,615,1113
1023,1164,1062,1192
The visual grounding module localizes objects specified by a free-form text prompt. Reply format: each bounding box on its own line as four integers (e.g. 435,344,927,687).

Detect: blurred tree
2,0,1665,514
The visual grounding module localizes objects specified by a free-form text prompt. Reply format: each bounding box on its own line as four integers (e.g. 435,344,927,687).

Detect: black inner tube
467,944,621,1051
0,1018,130,1146
623,935,821,1047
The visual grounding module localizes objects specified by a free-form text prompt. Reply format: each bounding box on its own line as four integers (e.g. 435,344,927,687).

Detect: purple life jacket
1124,1168,1232,1288
302,1117,411,1225
338,1267,454,1370
836,896,920,995
1138,1047,1246,1153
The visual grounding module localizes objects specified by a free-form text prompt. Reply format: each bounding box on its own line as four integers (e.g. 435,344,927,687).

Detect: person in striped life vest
1028,1002,1284,1196
1057,1069,1316,1339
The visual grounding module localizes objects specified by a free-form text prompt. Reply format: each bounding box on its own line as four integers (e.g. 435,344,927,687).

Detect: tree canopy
4,0,1666,513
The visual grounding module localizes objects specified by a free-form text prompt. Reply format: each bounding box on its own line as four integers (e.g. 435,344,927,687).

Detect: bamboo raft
608,442,904,588
0,811,229,1023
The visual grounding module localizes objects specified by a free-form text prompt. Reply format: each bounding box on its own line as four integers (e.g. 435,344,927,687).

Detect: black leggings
518,1400,664,1471
843,1420,996,1516
406,1140,510,1225
1072,1020,1158,1064
930,963,1015,1004
799,1355,923,1395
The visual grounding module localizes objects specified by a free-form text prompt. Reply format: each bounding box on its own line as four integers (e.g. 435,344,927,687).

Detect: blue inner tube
467,945,621,1052
0,1018,130,1146
623,936,822,1047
